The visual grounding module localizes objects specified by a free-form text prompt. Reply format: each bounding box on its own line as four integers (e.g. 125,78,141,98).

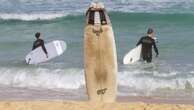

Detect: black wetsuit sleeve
136,37,143,46
41,40,48,55
153,41,159,55
32,42,36,50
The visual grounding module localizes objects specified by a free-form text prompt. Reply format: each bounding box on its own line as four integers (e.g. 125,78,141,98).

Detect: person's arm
32,41,35,50
41,40,48,57
153,41,159,57
136,37,142,46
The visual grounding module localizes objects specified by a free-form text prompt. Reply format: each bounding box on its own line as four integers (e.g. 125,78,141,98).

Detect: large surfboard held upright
25,40,66,64
84,2,118,102
123,44,142,64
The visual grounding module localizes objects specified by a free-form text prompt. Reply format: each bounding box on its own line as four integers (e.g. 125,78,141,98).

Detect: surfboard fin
130,58,133,62
27,58,31,64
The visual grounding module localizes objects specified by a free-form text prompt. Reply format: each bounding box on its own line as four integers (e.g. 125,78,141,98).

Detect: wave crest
0,67,84,89
0,13,67,21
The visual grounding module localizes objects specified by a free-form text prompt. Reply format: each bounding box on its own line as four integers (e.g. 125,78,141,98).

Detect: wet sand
0,100,194,110
0,86,194,110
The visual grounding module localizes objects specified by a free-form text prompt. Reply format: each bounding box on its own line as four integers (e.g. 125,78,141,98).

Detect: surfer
32,32,48,58
136,28,159,63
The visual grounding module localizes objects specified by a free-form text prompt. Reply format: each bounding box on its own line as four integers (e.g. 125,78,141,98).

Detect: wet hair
147,28,154,34
35,32,40,39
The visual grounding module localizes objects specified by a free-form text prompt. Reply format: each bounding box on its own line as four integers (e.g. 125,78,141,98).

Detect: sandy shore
0,101,194,110
0,86,194,110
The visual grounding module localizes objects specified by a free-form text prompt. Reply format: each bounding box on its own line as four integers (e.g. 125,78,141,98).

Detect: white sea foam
190,71,194,74
0,67,85,89
0,13,66,21
118,70,194,91
153,71,178,77
0,66,193,96
0,0,193,21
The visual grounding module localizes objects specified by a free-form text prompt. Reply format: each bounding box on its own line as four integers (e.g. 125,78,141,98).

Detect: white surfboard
123,44,142,64
84,2,117,102
25,40,66,64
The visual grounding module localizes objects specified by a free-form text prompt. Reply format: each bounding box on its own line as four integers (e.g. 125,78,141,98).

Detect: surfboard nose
89,2,104,9
85,2,111,26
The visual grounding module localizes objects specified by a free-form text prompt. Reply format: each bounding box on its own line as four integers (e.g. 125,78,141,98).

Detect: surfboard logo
97,88,107,95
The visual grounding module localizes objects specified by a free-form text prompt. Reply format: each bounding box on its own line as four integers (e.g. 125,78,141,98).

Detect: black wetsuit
136,36,159,63
32,39,48,55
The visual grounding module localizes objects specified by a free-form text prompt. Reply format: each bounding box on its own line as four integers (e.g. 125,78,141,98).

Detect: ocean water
0,0,194,101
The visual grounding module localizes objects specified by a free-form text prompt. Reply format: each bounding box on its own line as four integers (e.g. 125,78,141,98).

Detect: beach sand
1,86,194,110
0,100,194,110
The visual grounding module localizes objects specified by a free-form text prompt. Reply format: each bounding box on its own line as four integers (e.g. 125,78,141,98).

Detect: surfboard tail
123,44,142,64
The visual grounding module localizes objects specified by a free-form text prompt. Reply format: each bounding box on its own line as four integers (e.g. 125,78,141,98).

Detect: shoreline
118,96,194,105
0,100,194,110
0,85,193,105
0,95,194,105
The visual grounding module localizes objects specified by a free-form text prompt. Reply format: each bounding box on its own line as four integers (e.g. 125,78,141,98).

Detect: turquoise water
0,0,194,100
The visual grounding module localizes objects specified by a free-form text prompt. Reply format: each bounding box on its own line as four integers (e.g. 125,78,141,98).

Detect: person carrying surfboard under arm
136,28,159,63
32,32,48,58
